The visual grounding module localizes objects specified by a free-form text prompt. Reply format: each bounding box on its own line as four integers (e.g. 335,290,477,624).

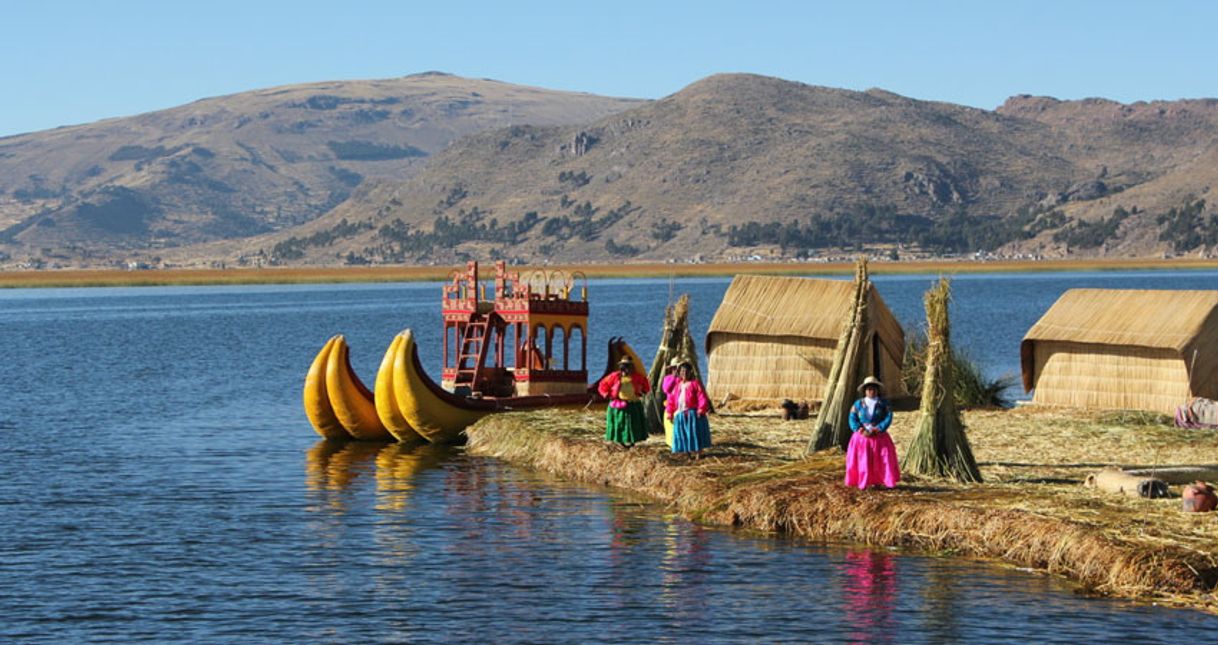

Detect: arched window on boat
510,321,528,369
543,324,555,370
553,325,567,371
504,323,516,369
569,324,586,371
526,323,547,370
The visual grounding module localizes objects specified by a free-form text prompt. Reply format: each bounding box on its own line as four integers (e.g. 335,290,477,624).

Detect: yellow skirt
663,415,674,448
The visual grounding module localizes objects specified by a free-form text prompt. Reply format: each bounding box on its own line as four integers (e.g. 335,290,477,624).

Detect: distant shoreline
4,257,1218,288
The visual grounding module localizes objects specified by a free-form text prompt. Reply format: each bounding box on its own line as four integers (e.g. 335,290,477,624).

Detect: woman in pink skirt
844,376,900,489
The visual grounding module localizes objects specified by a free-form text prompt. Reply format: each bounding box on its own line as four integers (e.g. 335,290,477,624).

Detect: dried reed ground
465,405,1218,612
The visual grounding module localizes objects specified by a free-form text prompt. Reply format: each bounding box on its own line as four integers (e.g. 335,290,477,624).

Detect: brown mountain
0,72,642,266
6,73,1218,268
234,74,1218,267
993,95,1218,257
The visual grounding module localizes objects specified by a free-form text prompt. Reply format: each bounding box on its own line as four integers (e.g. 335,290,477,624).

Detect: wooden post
466,261,478,308
544,325,552,369
514,322,521,368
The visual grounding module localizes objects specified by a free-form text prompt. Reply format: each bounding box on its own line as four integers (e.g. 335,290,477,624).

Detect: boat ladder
454,314,492,393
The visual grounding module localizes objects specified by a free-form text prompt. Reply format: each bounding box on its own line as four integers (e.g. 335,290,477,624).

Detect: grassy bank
466,405,1218,611
4,257,1218,288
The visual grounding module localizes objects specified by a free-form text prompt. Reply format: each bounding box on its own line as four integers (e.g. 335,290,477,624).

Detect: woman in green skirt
597,357,651,446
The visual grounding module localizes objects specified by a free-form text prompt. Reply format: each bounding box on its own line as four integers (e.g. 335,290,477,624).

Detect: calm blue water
3,270,1218,642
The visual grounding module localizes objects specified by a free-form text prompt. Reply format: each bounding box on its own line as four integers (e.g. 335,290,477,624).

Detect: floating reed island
465,404,1218,612
466,261,1218,611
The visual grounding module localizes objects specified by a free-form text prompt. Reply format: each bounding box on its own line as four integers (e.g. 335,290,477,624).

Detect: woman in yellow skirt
660,357,683,448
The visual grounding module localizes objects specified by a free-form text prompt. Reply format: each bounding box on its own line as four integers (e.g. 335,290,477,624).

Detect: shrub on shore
902,333,1017,408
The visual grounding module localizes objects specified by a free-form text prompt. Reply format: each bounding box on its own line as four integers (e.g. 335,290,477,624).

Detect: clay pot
1182,481,1217,512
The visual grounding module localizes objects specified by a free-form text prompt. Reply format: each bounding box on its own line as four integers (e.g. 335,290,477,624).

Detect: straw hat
857,376,884,393
617,357,633,368
667,356,683,367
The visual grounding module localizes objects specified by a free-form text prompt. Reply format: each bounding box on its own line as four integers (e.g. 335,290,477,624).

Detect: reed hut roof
707,275,905,350
1021,288,1218,392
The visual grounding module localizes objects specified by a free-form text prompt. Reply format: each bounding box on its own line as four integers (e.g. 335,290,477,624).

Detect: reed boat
303,261,643,444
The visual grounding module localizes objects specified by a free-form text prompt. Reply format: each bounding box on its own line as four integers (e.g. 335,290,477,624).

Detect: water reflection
922,560,963,642
305,440,383,493
375,443,451,512
444,455,550,542
266,443,1218,642
305,440,455,510
658,518,711,624
842,550,898,644
444,452,491,535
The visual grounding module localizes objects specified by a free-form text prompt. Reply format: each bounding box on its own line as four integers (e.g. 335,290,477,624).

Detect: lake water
3,269,1218,642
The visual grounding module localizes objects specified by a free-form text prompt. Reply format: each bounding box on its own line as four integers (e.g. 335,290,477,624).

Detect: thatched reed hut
1021,289,1218,413
706,275,906,408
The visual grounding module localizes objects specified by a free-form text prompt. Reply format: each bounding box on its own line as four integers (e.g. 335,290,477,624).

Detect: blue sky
2,0,1216,138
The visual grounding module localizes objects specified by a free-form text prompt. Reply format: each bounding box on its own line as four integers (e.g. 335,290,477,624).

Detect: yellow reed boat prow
391,329,495,444
303,334,393,442
374,335,425,443
303,336,348,441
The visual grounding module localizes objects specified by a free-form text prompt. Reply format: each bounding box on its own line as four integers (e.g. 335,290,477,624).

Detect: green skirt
605,401,648,445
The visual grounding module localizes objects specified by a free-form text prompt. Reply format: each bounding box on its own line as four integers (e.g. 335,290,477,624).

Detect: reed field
5,256,1218,288
466,404,1218,612
0,266,455,288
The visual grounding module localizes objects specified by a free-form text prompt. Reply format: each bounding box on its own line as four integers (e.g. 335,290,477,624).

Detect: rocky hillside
993,95,1218,257
236,74,1218,266
6,73,1218,268
0,73,642,266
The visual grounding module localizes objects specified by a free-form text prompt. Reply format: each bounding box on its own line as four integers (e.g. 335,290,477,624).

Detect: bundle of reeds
643,294,707,434
901,277,983,482
807,258,869,453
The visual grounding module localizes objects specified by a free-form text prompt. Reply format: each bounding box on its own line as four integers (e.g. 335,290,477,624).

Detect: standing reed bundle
643,295,706,434
901,277,983,482
807,258,870,453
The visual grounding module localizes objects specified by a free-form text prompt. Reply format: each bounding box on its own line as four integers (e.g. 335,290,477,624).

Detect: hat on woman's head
857,376,884,393
618,357,633,367
668,356,684,367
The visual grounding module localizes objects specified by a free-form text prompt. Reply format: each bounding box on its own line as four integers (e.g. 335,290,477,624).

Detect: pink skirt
844,431,901,489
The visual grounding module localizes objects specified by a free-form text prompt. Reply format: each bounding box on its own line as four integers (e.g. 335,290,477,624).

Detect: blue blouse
848,398,892,433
